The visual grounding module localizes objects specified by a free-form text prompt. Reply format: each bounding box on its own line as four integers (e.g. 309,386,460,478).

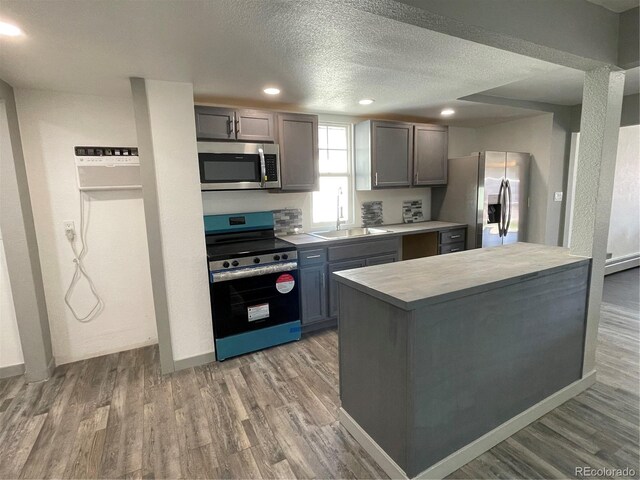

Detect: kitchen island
333,243,592,479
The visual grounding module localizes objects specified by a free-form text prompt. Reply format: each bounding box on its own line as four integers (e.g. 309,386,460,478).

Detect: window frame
311,122,355,229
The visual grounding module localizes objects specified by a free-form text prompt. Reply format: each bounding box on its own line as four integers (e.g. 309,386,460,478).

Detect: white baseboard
338,408,408,479
173,350,216,371
339,371,596,480
605,253,640,275
0,362,25,379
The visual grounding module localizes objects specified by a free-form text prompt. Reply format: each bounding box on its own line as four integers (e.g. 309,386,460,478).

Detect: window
312,124,353,226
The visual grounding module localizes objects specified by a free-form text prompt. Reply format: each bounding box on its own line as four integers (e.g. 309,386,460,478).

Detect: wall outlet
64,221,75,234
554,192,563,202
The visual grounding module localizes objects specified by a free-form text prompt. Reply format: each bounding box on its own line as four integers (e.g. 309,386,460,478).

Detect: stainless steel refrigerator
431,151,530,249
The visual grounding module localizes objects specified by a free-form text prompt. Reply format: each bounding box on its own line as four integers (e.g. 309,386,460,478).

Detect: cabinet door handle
321,272,326,291
414,171,418,184
450,234,461,239
235,119,240,135
375,172,378,186
228,117,234,136
306,254,321,259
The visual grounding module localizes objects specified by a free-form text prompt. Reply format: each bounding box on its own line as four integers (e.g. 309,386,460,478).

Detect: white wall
448,127,478,158
201,113,432,229
0,232,24,370
607,125,639,260
15,89,157,365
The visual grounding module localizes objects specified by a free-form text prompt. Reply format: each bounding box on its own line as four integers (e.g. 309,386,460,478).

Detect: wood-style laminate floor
0,269,638,479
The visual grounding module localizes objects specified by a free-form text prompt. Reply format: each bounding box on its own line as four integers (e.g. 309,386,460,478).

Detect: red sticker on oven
275,273,295,294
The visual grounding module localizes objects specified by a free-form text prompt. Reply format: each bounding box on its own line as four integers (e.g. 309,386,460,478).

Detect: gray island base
334,243,592,479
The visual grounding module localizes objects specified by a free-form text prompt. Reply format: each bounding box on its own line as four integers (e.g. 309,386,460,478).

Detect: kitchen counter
333,242,590,311
334,243,592,479
280,220,466,247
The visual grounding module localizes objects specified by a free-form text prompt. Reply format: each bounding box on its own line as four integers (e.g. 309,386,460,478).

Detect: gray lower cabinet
298,238,400,328
414,124,448,185
277,113,319,191
328,259,366,318
299,265,327,325
194,106,275,142
365,253,397,266
438,227,467,254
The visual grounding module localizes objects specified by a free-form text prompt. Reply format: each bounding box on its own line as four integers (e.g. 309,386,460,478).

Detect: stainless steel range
204,212,300,361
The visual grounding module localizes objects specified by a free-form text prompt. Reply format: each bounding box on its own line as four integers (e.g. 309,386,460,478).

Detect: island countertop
333,242,590,311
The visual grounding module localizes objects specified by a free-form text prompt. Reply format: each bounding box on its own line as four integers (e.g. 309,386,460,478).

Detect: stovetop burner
206,237,294,262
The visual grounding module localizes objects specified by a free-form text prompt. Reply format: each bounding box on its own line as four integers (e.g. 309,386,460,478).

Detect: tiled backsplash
361,201,384,226
272,208,303,235
403,199,424,223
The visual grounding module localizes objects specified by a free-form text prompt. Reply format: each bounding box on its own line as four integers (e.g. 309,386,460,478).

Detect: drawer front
366,254,397,266
328,238,399,262
440,228,466,244
439,241,465,254
298,248,327,266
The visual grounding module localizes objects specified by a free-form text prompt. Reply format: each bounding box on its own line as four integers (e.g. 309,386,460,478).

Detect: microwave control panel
264,154,278,181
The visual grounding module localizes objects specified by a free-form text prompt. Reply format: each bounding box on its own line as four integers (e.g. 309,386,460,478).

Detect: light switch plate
554,192,563,202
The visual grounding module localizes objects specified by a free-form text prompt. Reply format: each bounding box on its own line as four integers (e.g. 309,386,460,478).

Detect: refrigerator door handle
505,179,512,236
497,179,505,237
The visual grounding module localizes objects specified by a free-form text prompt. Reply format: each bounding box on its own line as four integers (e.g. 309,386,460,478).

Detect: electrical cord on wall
64,191,104,322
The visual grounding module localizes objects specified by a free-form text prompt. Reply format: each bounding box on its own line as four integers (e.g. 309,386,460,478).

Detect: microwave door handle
258,147,266,188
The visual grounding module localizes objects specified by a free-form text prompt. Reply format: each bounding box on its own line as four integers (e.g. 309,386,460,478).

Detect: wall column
130,78,214,374
0,80,54,382
569,66,625,374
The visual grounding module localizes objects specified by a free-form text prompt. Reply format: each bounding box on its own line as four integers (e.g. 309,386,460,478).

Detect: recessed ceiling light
359,98,375,105
441,108,455,116
263,87,280,95
0,21,23,37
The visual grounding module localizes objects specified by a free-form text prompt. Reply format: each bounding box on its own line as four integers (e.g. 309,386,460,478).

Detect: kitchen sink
310,227,391,240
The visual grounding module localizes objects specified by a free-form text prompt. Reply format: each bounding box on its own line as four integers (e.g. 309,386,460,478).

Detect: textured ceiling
479,66,640,106
584,0,639,12
0,0,562,122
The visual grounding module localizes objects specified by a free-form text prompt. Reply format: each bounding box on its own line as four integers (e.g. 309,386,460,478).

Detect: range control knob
222,261,230,268
273,254,281,261
231,260,239,267
282,253,289,260
253,257,261,264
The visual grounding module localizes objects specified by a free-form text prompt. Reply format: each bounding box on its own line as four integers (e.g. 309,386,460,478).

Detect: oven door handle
210,261,297,283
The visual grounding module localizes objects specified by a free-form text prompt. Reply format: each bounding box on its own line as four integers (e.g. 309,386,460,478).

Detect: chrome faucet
336,187,345,231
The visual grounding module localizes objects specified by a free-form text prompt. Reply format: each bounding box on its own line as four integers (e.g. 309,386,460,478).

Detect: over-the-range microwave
198,142,281,191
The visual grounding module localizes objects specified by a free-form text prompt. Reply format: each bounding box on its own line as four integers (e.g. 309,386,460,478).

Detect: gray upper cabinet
414,124,448,185
236,109,275,142
277,113,319,191
355,120,413,189
356,119,448,190
194,106,275,142
195,106,235,140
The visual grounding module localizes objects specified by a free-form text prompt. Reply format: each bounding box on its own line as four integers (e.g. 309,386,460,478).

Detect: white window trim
311,122,356,230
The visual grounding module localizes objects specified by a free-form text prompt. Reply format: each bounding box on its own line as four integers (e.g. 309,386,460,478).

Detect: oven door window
199,153,260,183
210,270,300,339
